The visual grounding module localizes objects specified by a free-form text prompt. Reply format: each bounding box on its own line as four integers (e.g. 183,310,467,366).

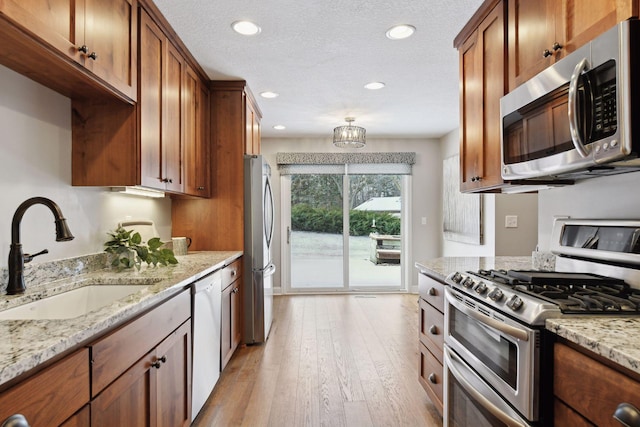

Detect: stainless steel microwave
500,19,640,181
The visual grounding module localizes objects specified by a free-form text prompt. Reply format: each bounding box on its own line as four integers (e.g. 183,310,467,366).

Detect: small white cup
172,237,192,256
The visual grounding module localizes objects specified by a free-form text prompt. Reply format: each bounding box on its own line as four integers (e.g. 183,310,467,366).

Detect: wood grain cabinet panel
554,342,640,426
456,1,507,192
183,64,211,197
419,342,443,416
221,259,243,370
508,0,638,90
0,0,137,100
0,349,89,427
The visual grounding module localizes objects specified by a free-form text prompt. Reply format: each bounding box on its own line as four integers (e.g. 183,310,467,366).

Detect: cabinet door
84,0,137,100
561,0,637,55
508,0,558,90
91,351,154,427
183,65,210,197
459,2,506,192
221,283,233,370
155,321,192,427
231,279,242,352
245,99,261,155
0,0,84,64
163,42,184,193
139,10,165,190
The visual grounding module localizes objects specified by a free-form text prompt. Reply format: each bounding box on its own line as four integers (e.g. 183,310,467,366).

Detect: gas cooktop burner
472,269,640,314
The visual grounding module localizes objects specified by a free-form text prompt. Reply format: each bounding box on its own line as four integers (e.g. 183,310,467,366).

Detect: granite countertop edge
415,256,640,376
0,250,242,388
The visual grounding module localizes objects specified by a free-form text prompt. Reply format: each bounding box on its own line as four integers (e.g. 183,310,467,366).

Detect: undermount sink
0,284,150,320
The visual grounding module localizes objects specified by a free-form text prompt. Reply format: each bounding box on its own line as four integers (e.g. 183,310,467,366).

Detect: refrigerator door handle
287,226,291,244
261,263,277,276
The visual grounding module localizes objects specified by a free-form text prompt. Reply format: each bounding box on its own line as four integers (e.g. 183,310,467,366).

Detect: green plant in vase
104,226,178,270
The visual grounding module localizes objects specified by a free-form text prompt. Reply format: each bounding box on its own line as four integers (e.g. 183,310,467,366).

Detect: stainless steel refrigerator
243,154,276,344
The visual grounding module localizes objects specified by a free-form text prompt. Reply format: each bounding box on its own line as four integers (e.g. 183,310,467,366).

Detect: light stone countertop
0,251,241,387
415,256,640,376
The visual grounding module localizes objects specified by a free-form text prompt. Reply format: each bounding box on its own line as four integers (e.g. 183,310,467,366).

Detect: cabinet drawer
419,298,444,363
222,258,242,289
90,290,190,396
0,348,89,426
554,343,640,427
418,273,445,313
419,342,443,415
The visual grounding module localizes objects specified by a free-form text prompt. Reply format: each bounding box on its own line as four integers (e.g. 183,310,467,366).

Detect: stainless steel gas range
442,219,640,427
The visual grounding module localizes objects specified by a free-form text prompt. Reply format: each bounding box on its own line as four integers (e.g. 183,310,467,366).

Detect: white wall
537,172,640,251
261,136,443,291
439,128,538,257
0,65,172,269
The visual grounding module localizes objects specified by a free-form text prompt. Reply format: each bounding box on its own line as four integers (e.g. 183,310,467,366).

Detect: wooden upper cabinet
457,1,507,192
245,94,262,155
0,0,137,100
183,65,211,197
139,8,183,193
508,0,638,90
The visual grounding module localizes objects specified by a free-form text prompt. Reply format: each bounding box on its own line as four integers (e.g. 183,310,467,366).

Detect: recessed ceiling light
273,125,286,130
385,24,416,40
364,82,386,90
231,20,261,36
260,91,279,98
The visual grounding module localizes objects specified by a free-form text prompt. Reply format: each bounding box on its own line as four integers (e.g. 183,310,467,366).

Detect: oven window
450,309,518,389
449,375,513,427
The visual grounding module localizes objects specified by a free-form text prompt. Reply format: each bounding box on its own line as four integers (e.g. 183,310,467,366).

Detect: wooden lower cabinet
221,259,243,370
0,348,90,426
417,272,445,416
554,341,640,426
91,320,192,427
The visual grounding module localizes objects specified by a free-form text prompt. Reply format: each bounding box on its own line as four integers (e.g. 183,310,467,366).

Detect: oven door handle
445,288,529,342
444,346,528,427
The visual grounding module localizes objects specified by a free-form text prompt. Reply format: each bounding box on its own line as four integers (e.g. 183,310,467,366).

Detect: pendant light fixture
333,117,366,148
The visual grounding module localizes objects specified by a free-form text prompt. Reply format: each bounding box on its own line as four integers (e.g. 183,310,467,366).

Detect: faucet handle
24,249,48,263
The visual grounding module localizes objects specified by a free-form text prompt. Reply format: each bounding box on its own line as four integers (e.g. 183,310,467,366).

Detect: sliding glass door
284,170,404,292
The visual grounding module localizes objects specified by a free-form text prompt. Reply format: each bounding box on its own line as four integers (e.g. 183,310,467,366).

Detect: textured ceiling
152,0,485,138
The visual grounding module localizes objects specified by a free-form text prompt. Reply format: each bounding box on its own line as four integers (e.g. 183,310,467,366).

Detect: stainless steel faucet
7,197,74,295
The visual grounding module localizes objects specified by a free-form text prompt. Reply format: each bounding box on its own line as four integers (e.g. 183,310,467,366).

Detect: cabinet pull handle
78,45,89,54
88,52,98,60
1,414,30,427
428,373,437,384
429,325,438,335
428,287,437,296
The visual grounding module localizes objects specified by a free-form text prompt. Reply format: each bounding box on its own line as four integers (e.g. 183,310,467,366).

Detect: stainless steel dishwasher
191,270,222,421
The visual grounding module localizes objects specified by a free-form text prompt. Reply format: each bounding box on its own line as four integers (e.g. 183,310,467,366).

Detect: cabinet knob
471,176,482,182
197,186,205,191
428,373,437,384
232,287,239,294
78,45,89,54
88,51,98,60
151,361,162,369
158,355,167,363
429,325,438,335
552,42,562,51
542,49,553,58
428,287,437,296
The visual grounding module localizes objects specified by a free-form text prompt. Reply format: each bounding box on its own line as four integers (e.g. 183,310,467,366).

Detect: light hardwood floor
193,294,443,427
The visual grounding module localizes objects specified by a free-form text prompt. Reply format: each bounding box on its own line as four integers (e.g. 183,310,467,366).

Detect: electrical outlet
505,215,518,228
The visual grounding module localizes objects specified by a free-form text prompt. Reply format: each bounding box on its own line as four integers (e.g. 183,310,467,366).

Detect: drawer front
419,342,443,415
418,273,445,313
222,258,242,289
0,348,89,426
419,299,444,363
554,342,640,427
91,290,190,396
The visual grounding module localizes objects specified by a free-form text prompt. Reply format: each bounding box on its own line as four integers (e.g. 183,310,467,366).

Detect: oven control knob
488,287,504,302
506,295,524,311
473,281,487,295
461,277,475,288
450,272,463,283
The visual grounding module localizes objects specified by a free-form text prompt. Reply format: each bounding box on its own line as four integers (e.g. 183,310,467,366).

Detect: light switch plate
505,215,518,228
